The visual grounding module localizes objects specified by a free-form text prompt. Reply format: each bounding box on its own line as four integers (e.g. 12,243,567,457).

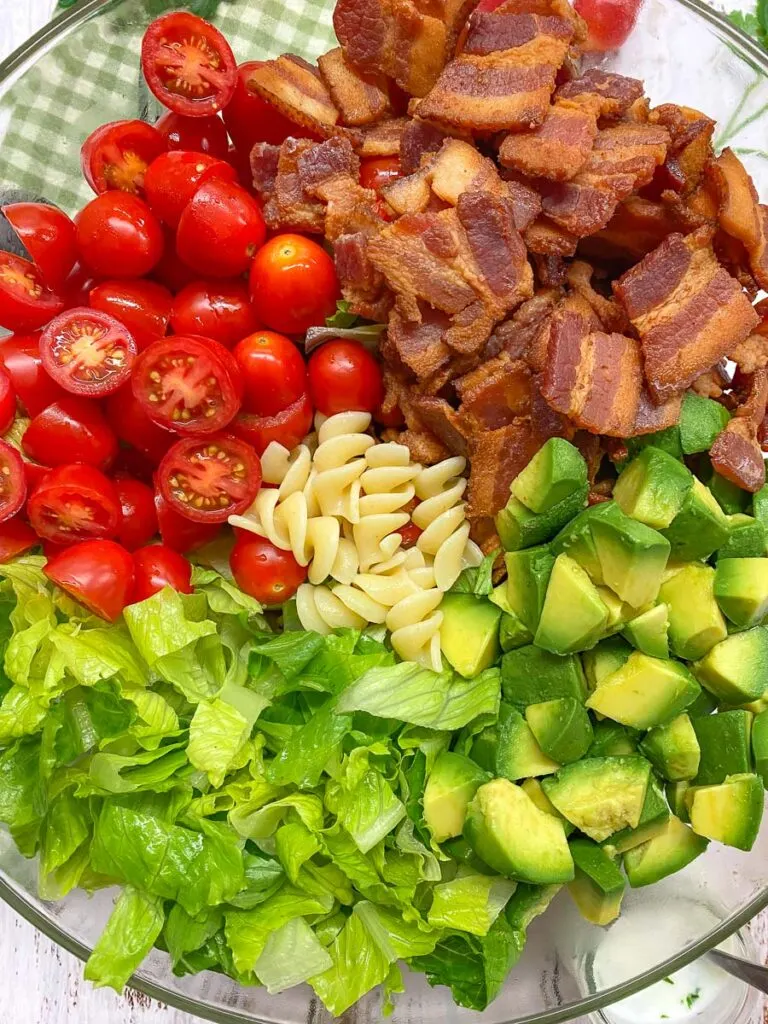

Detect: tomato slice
0,252,64,333
80,119,166,195
0,441,27,524
22,397,118,469
230,534,306,605
154,490,220,551
155,110,230,160
0,517,38,563
144,150,237,228
105,383,173,464
28,464,121,543
170,279,259,348
141,12,237,117
131,543,193,602
230,390,313,455
0,367,16,435
2,203,78,290
44,539,134,621
158,433,261,523
114,475,159,551
23,460,51,494
132,335,242,435
40,307,137,398
89,278,172,351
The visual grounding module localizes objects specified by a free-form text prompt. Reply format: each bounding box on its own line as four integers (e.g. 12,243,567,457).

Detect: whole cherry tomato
233,330,308,416
144,150,236,229
176,179,266,277
0,252,64,333
308,341,384,416
0,332,67,416
0,517,38,563
44,539,134,621
230,534,306,605
75,192,164,278
89,278,172,351
170,279,259,348
114,475,159,551
131,542,193,602
359,156,401,192
105,383,173,464
152,230,199,293
22,398,118,469
154,490,220,552
223,61,302,152
80,119,165,195
2,202,78,290
0,366,16,435
40,307,137,398
574,0,642,50
230,391,313,455
62,263,98,309
0,441,27,524
249,234,338,334
155,110,230,160
28,464,121,544
158,433,261,523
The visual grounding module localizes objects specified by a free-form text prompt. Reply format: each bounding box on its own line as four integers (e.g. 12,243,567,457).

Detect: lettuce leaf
325,748,405,853
0,737,46,855
84,888,165,992
188,698,251,787
124,588,217,667
255,917,333,994
164,904,224,970
309,908,393,1017
427,874,517,936
266,700,351,789
224,887,334,974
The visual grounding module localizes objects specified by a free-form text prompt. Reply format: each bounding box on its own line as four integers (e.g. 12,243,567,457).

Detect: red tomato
80,119,165,195
0,367,16,435
75,192,164,279
158,433,261,523
249,234,338,335
222,61,301,151
28,464,121,544
40,307,137,398
155,110,229,160
23,460,51,494
105,383,173,464
0,252,64,333
154,490,220,552
230,391,313,455
230,534,306,605
227,146,256,194
375,402,404,428
2,203,78,290
0,517,38,562
308,341,384,416
170,279,259,348
0,332,66,415
89,278,172,351
233,330,307,416
152,231,199,292
131,543,193,602
574,0,642,50
144,150,236,229
44,539,134,621
141,12,237,117
62,263,97,309
176,179,266,277
132,335,242,435
359,156,401,192
114,475,159,551
22,398,118,469
0,441,27,524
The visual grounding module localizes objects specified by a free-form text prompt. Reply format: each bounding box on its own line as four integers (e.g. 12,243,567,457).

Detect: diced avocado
614,447,693,529
591,504,670,608
692,710,753,785
442,837,495,874
423,752,491,843
550,503,616,584
490,582,514,615
754,484,768,527
661,478,730,561
568,838,626,926
595,586,636,637
583,636,633,691
586,652,701,730
464,778,575,884
501,645,587,706
623,815,708,887
622,603,670,660
499,612,534,652
710,472,751,516
495,489,588,552
688,773,764,851
521,778,574,836
679,391,731,455
716,514,767,561
640,714,700,782
472,704,559,780
666,781,691,822
603,775,670,855
541,756,651,843
714,558,768,630
587,720,638,758
660,564,728,661
534,554,609,655
511,438,588,513
687,687,718,719
625,425,683,460
505,547,555,633
505,881,562,929
752,709,768,787
693,628,768,705
525,698,594,765
439,593,501,679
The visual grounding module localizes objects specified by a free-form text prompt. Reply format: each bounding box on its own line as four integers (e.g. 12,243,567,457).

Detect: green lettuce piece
354,901,441,959
274,821,321,884
254,631,325,679
0,737,46,856
122,688,179,749
48,624,148,688
75,742,190,797
188,698,252,787
124,588,217,667
84,888,165,991
164,904,223,970
0,685,49,740
309,908,393,1017
255,917,333,994
5,617,53,688
427,874,517,937
299,632,395,695
450,549,498,597
191,566,265,622
227,851,285,910
229,792,325,840
38,791,91,899
267,700,351,789
325,748,405,853
224,887,334,974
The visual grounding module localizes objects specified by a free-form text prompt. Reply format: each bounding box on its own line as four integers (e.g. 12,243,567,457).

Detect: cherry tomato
155,110,229,160
152,230,199,292
176,179,266,278
397,499,422,549
233,330,307,416
0,366,16,435
114,475,159,551
80,119,165,195
40,307,137,398
0,517,38,562
0,441,27,524
22,398,118,469
144,150,236,229
89,278,172,351
75,192,164,279
158,433,261,523
105,383,173,464
308,341,384,416
154,490,220,552
44,539,134,621
249,234,338,335
359,156,401,192
230,391,313,455
230,534,306,605
28,464,121,544
132,335,242,435
2,203,78,290
62,263,98,309
227,146,257,194
141,12,237,117
112,446,157,486
223,61,301,152
170,279,259,348
23,460,51,493
0,332,66,416
574,0,642,50
131,543,193,602
0,252,64,333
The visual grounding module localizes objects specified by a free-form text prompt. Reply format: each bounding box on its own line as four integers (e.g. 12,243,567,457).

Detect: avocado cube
499,612,534,652
441,837,495,875
710,472,752,516
472,704,559,780
603,775,671,855
505,547,555,633
687,687,719,718
716,515,768,561
693,628,768,705
525,698,594,765
534,554,609,655
666,781,692,822
520,778,574,836
660,564,728,661
551,503,616,584
692,710,753,785
623,815,708,887
622,604,670,660
501,645,587,706
754,484,768,527
541,756,651,842
490,582,514,615
679,391,731,455
495,489,588,552
640,714,700,782
511,438,588,513
591,504,670,608
464,778,575,884
661,478,730,561
714,558,768,630
439,593,501,679
614,447,693,529
688,773,764,851
583,636,633,692
752,709,768,787
505,880,562,929
586,652,701,730
423,752,491,843
587,720,639,758
625,425,683,460
567,838,626,926
594,587,636,638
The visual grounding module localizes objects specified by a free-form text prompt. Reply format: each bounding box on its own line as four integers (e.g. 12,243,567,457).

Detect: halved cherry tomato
234,330,307,416
89,279,172,351
40,307,137,398
22,398,118,469
249,234,338,335
0,332,67,416
0,252,64,333
155,110,230,160
154,490,220,552
176,179,266,277
28,464,121,544
23,460,51,494
44,539,134,621
75,192,164,278
359,156,401,192
574,0,642,50
170,279,259,348
158,433,261,523
230,391,313,455
308,340,384,416
105,383,173,464
114,475,159,551
0,517,38,562
80,119,165,195
230,534,306,605
144,150,236,229
131,542,193,602
0,367,16,435
2,203,78,290
141,12,237,117
152,230,199,292
223,61,302,151
0,441,27,524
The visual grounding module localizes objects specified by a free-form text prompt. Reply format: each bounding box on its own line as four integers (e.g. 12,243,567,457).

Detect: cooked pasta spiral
413,457,483,591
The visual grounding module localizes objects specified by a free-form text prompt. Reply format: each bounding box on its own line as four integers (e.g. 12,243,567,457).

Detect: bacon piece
247,56,339,138
567,260,629,333
729,333,768,375
582,194,699,262
408,395,469,456
711,147,768,291
468,422,540,517
334,232,392,321
555,69,644,119
456,354,531,429
251,139,325,233
614,230,759,402
633,388,683,435
649,104,714,195
399,429,451,464
523,216,577,256
296,136,381,240
484,289,561,360
317,47,391,126
710,369,768,493
533,254,567,289
348,117,410,156
528,294,599,373
503,177,543,231
386,304,453,379
400,119,454,174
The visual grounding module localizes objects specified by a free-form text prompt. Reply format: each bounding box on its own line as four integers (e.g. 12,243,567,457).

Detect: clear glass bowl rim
0,2,767,1022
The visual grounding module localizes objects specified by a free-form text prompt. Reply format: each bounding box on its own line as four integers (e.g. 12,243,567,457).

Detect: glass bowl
0,1,767,1022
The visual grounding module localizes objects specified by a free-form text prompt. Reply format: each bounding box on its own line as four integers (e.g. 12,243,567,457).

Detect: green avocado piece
594,586,637,637
623,815,708,887
603,774,670,855
525,698,594,764
587,720,639,757
505,547,555,633
520,778,574,835
688,773,764,851
441,837,495,874
710,472,751,516
568,838,626,926
640,714,701,782
439,593,501,679
534,554,609,655
501,645,587,706
586,652,701,730
660,564,728,661
687,687,718,719
692,710,753,785
752,709,768,787
714,558,768,630
716,514,767,561
693,628,768,705
464,778,575,884
490,582,514,614
591,504,670,608
583,636,633,692
754,484,768,527
472,704,559,780
499,612,534,652
622,603,670,659
495,489,588,552
614,446,693,529
511,438,588,513
541,756,651,843
423,752,491,843
550,503,616,584
666,781,691,822
661,478,730,561
505,881,562,929
679,391,731,455
625,425,683,460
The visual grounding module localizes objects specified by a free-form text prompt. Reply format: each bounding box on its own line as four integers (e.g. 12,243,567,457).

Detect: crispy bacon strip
528,294,599,373
483,288,560,359
400,119,455,174
523,216,577,256
581,194,701,262
250,139,325,233
407,395,469,456
468,422,540,517
386,304,453,379
456,353,532,429
247,56,339,138
503,176,543,231
567,260,629,333
711,147,768,291
729,332,768,375
318,47,391,126
555,69,644,119
710,369,768,493
348,117,410,156
649,104,714,195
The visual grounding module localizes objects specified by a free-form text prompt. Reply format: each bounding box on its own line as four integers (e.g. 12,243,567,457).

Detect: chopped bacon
527,294,598,373
386,304,453,379
710,369,768,493
407,395,469,456
247,56,340,138
251,139,325,233
317,47,391,126
398,428,451,464
296,136,382,241
555,69,644,119
690,363,731,399
483,288,561,360
348,117,410,156
632,388,683,435
711,147,768,291
523,216,577,255
567,260,629,332
729,332,768,375
648,104,714,195
456,353,532,429
582,194,700,262
400,119,454,174
335,232,392,320
533,254,568,288
468,422,540,517
503,176,543,231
